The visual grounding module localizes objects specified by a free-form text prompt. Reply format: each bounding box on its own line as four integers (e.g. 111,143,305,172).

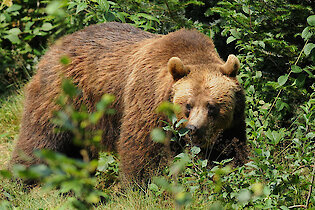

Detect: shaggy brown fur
10,22,247,181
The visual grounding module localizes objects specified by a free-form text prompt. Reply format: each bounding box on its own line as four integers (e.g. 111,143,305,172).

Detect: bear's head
168,55,242,145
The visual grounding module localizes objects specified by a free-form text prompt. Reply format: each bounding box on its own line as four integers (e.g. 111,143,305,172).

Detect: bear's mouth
186,125,219,147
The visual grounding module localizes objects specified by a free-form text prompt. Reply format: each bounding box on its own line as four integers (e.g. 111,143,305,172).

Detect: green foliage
114,0,204,33
0,79,117,209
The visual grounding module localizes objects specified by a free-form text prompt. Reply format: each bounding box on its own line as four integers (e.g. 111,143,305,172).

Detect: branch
306,164,315,208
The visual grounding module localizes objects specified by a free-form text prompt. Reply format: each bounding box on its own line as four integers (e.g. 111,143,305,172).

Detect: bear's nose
186,124,197,133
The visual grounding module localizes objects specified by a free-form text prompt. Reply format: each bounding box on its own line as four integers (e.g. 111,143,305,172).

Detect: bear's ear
220,54,240,77
168,57,190,81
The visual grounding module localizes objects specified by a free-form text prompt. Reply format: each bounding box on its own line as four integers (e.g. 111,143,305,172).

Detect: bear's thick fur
11,22,247,181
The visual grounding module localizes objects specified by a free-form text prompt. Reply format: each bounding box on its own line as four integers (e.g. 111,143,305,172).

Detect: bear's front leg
117,116,166,184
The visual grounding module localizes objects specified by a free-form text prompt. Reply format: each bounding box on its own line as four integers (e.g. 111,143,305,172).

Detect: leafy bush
0,78,117,209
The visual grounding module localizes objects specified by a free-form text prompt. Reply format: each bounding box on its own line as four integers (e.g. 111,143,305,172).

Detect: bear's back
59,22,156,51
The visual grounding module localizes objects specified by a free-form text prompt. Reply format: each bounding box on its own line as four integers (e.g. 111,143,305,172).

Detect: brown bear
10,22,247,181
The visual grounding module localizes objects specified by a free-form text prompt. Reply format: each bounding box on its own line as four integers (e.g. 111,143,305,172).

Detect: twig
291,164,312,174
164,0,175,21
288,204,306,209
306,164,315,208
249,3,252,29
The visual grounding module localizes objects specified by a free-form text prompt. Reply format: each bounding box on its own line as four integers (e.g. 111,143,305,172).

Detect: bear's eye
207,103,219,117
185,103,192,117
186,103,192,111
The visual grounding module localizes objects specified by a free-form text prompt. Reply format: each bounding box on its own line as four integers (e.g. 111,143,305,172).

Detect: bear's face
168,55,241,143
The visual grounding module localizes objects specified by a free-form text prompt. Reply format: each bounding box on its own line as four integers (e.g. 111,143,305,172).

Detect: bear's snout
186,124,197,133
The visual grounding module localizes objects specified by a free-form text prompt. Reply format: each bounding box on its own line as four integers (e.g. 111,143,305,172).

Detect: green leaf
201,159,208,168
295,74,306,87
170,153,190,175
151,128,165,143
227,36,236,44
258,41,265,49
301,27,312,40
137,13,160,23
175,119,187,128
61,79,79,98
237,189,251,203
230,29,241,39
242,5,250,14
148,183,159,192
307,15,315,26
278,74,288,86
304,43,315,56
115,12,127,22
291,65,303,73
6,4,21,12
24,21,34,31
76,2,88,14
97,0,109,12
191,146,201,155
178,128,189,137
41,22,53,31
175,191,192,206
0,170,12,178
60,55,71,65
7,28,21,35
4,34,20,44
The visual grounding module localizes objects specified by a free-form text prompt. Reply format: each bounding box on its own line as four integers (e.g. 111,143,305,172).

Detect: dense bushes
0,0,314,209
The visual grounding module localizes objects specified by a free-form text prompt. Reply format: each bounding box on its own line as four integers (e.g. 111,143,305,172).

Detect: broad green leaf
295,74,306,87
255,71,262,78
304,43,315,56
227,36,236,44
86,193,100,203
258,41,265,49
278,74,288,86
178,128,189,137
25,21,34,31
60,55,70,65
150,128,165,143
8,28,21,35
76,2,88,14
6,4,21,12
0,170,12,178
242,5,250,14
191,146,201,155
237,189,251,203
61,79,79,98
4,34,20,44
97,0,109,12
148,183,159,192
41,22,53,31
230,29,241,39
137,13,160,23
104,11,116,22
276,100,285,111
175,119,187,128
301,27,312,40
291,65,303,73
307,15,315,26
115,12,127,22
175,191,192,206
201,159,208,168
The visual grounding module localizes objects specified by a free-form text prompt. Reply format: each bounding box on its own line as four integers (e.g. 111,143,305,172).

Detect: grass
0,90,23,169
